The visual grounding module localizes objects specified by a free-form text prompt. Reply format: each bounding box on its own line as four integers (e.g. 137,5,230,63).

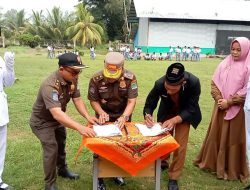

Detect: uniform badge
131,80,138,90
52,90,59,101
119,78,126,88
70,84,75,91
99,86,108,93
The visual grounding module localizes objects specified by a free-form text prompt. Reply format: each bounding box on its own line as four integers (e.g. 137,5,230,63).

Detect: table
76,122,179,190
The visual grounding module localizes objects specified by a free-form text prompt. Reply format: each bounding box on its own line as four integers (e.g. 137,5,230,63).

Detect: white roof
134,0,250,22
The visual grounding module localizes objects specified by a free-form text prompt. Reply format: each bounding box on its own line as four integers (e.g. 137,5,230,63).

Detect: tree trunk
73,40,76,50
2,33,5,48
123,0,130,43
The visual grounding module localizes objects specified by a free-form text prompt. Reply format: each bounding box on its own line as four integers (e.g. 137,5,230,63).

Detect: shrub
18,33,41,48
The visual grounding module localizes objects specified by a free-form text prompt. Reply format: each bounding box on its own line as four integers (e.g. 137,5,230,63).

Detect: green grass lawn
0,47,248,190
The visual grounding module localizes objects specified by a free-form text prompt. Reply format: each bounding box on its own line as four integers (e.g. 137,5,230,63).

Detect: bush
18,33,41,48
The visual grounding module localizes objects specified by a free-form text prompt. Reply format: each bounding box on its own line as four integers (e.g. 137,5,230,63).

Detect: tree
66,3,104,47
44,7,73,42
0,8,6,47
27,10,46,38
18,33,41,48
79,0,131,41
4,9,28,44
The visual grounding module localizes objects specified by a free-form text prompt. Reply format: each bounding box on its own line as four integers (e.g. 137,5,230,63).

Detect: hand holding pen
144,113,155,127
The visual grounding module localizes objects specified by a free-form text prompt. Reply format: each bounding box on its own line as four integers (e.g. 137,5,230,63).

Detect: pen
145,112,154,122
124,125,129,136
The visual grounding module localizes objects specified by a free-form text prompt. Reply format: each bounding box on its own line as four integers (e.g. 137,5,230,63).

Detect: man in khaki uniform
88,52,138,190
30,53,97,190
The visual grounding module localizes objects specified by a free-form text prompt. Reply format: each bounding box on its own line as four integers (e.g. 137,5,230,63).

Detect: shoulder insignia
123,70,134,80
54,79,60,90
93,71,104,82
131,80,138,90
52,90,59,101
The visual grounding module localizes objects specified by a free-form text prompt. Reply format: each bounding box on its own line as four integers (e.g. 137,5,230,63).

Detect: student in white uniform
243,73,250,190
0,52,15,190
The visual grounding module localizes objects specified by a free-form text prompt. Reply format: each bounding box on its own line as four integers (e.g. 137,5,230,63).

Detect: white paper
93,124,122,137
135,123,169,136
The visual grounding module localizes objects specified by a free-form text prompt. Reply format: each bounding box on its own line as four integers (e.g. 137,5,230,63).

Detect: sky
0,0,80,14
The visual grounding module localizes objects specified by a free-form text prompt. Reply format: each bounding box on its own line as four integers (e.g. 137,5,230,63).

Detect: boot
45,183,58,190
58,167,79,180
168,179,179,190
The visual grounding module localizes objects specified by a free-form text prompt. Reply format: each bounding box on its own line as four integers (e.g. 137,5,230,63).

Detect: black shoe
45,183,58,190
242,185,250,190
113,177,125,186
98,178,106,190
168,179,179,190
58,168,80,180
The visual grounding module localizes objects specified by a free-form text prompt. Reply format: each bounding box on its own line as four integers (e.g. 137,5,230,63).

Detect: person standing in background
194,37,250,182
168,46,173,61
90,46,96,60
0,52,15,190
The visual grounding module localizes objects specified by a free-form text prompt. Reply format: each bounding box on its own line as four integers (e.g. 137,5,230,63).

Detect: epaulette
123,70,134,80
93,70,104,82
54,79,60,91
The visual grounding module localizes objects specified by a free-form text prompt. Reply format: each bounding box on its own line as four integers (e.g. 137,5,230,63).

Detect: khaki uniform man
30,53,97,190
88,52,138,190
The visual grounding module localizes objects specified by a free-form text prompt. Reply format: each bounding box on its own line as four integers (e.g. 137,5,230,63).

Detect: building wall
137,19,250,54
138,18,149,46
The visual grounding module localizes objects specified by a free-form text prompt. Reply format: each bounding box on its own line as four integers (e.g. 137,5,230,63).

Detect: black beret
165,62,185,85
58,52,88,69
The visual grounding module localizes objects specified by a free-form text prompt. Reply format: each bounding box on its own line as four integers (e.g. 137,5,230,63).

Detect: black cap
58,52,88,69
165,62,185,85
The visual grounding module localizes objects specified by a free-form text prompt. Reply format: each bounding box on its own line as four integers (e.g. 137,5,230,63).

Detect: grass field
0,47,248,190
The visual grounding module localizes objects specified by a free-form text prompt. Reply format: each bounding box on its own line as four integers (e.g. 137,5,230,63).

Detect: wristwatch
121,114,129,122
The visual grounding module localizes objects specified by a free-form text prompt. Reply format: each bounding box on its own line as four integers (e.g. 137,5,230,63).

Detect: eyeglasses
63,67,82,76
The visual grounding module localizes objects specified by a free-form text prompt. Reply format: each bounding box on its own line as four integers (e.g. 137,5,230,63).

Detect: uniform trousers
168,122,190,180
31,125,67,186
0,125,7,183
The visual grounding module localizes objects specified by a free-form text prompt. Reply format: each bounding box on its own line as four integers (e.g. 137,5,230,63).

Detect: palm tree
27,8,73,46
66,3,104,48
27,10,45,37
4,9,28,44
44,7,67,42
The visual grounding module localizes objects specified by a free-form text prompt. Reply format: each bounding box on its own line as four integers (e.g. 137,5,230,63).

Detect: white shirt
244,78,250,171
0,55,15,126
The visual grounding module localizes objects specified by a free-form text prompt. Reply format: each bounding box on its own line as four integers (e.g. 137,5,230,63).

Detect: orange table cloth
77,122,179,176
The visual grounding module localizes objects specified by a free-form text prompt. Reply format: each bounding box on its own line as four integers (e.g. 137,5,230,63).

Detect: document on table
93,124,122,137
135,123,169,136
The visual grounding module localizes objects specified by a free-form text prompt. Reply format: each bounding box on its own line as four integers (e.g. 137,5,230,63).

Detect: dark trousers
31,125,67,186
